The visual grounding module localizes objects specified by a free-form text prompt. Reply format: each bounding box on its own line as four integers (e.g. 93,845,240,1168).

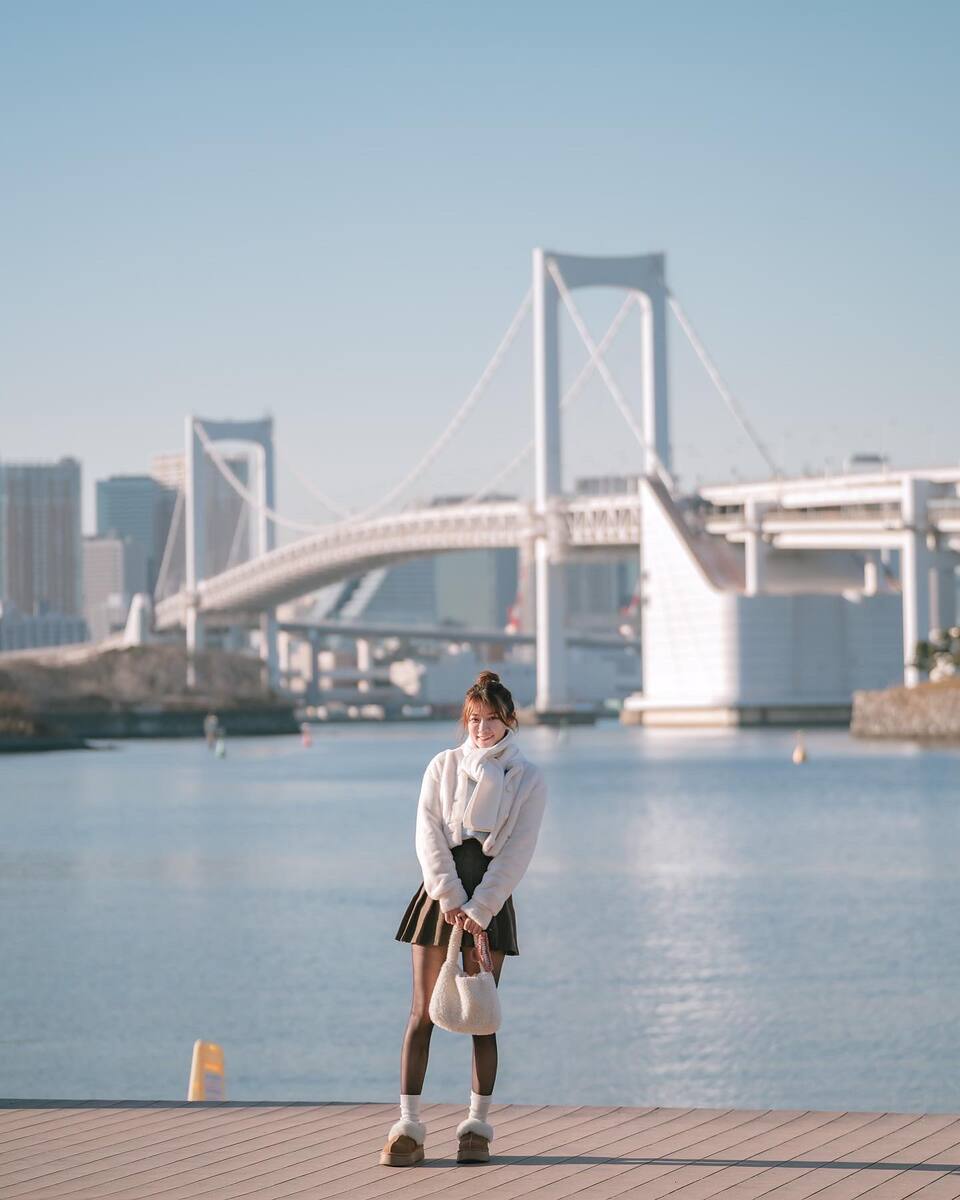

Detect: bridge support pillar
932,558,958,635
357,638,372,694
306,634,320,705
516,535,537,635
901,478,933,687
533,249,568,712
863,553,880,596
260,610,279,690
186,603,204,689
744,499,769,596
277,630,293,691
534,546,567,709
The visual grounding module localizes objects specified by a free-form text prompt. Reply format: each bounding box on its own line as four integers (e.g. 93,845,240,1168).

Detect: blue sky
2,1,957,531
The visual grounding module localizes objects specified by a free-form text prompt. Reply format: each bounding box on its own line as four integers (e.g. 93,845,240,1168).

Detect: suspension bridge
147,249,959,722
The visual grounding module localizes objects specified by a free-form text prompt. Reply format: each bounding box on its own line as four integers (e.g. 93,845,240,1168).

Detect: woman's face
467,703,508,749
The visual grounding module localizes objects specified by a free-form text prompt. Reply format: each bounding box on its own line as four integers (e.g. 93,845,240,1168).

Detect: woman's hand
443,908,486,936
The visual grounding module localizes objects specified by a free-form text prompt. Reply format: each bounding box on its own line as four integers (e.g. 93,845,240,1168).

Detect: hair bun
475,670,501,686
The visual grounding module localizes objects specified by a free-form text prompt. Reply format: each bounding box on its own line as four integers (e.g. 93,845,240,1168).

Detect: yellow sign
187,1040,226,1101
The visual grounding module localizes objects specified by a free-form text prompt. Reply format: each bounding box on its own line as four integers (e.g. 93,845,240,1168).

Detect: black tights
400,942,505,1096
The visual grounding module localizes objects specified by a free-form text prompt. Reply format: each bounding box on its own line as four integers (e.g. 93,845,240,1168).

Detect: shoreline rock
0,645,299,750
851,679,960,741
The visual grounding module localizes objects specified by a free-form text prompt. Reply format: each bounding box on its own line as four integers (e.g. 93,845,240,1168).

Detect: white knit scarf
457,728,523,833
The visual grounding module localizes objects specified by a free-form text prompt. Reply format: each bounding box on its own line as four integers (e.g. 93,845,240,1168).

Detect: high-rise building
0,603,87,651
427,494,518,629
83,535,147,641
95,475,169,593
434,549,518,629
0,458,83,618
150,453,185,493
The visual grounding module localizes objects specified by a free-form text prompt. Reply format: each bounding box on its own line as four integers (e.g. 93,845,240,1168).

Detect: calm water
2,724,959,1112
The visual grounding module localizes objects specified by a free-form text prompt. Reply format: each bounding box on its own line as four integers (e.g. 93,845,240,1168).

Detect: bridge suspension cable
221,290,534,531
153,486,184,601
186,291,534,544
667,295,782,478
344,287,533,522
175,271,775,576
193,422,330,534
546,259,677,492
224,501,250,570
465,292,639,503
274,442,351,520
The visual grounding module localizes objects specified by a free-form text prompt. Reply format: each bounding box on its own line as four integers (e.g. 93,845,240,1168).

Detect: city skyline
2,2,957,534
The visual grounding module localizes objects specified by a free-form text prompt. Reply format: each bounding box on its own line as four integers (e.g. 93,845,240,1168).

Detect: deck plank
193,1102,575,1200
4,1106,332,1198
0,1103,316,1182
492,1108,842,1200
377,1107,750,1200
565,1112,947,1200
2,1102,959,1200
699,1113,953,1200
50,1104,385,1200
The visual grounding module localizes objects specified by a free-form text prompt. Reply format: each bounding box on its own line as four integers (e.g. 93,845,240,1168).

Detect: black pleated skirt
395,837,520,955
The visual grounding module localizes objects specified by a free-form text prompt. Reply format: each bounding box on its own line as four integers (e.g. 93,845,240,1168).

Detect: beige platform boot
456,1115,493,1163
378,1117,426,1166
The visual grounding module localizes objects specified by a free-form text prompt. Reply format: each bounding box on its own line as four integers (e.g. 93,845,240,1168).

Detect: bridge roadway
155,468,960,633
155,494,644,630
700,467,960,551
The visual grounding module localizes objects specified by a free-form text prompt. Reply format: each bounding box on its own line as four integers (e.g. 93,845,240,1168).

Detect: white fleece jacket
414,735,547,930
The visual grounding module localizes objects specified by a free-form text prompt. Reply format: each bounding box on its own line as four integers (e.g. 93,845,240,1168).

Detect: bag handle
476,928,494,973
446,920,494,973
445,921,463,964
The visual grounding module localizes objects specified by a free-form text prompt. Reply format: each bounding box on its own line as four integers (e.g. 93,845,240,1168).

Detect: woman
380,670,547,1168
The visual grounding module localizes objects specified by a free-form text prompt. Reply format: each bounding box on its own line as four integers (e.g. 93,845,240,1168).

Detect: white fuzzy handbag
429,924,502,1035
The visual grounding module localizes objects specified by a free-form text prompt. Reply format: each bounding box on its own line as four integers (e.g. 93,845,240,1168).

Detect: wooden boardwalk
3,1100,960,1200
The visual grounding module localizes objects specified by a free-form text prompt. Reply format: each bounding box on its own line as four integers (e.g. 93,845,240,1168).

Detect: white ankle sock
400,1094,421,1123
468,1090,492,1122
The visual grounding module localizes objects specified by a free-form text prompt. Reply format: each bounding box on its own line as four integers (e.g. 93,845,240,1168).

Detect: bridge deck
3,1100,960,1199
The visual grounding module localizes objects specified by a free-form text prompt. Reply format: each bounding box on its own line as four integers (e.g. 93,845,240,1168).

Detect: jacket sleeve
461,774,546,929
415,754,468,913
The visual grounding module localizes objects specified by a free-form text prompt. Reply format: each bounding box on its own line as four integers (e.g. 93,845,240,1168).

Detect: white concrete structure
532,250,670,711
624,478,906,724
622,469,960,723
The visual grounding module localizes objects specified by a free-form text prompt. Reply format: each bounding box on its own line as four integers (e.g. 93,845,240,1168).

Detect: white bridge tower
185,415,277,684
532,250,671,713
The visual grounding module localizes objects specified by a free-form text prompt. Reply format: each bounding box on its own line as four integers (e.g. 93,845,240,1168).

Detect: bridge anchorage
149,249,958,725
